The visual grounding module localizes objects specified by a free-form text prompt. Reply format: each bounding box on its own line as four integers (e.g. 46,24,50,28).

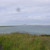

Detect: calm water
0,25,50,35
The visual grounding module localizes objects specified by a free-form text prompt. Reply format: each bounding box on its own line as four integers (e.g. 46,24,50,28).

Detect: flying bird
16,8,20,12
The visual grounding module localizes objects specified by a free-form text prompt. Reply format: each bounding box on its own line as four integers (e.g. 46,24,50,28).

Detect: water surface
0,25,50,35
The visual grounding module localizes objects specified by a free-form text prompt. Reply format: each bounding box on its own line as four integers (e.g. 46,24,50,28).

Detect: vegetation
0,32,50,50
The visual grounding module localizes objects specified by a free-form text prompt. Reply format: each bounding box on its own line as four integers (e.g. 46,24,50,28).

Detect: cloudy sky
0,0,50,25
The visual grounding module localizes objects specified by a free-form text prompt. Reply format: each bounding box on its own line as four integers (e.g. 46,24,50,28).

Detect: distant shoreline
0,25,50,27
0,26,16,27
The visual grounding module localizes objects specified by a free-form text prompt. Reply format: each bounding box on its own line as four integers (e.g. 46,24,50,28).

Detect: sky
0,0,50,26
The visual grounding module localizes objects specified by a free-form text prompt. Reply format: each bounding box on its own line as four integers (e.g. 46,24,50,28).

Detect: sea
0,25,50,35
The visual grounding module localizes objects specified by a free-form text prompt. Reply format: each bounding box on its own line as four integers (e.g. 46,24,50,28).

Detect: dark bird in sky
16,8,20,12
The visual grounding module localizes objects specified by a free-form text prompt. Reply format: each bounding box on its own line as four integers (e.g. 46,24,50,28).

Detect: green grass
0,32,50,50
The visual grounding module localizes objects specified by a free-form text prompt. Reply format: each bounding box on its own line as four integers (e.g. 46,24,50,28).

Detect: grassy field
0,32,50,50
